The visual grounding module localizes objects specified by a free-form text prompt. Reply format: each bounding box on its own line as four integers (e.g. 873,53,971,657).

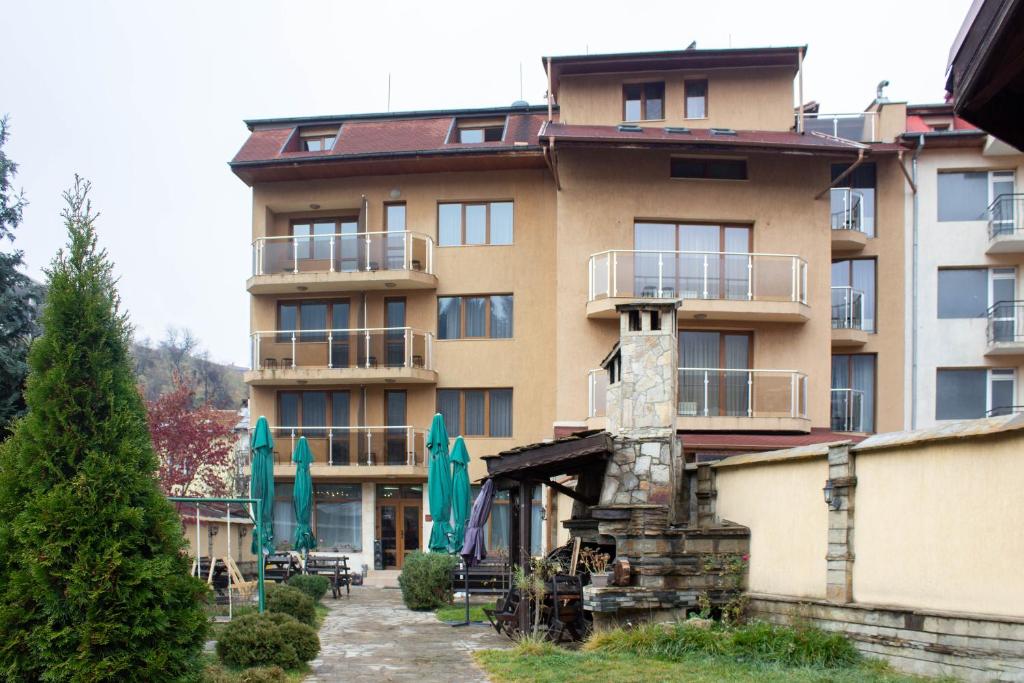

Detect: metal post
367,431,373,465
405,328,411,368
611,252,618,298
252,334,258,371
292,237,299,273
195,505,201,578
703,370,709,417
791,258,797,302
404,232,410,270
291,332,297,369
227,505,233,620
407,426,413,465
329,236,335,272
364,329,371,368
747,371,753,417
256,499,265,613
365,232,371,272
746,255,753,300
328,429,334,466
702,254,709,299
657,252,664,296
790,374,797,418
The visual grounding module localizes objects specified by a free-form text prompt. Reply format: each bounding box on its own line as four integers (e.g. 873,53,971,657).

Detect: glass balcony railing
830,188,873,234
252,231,434,277
588,368,608,418
989,194,1024,240
831,388,865,432
800,111,879,143
265,426,426,467
987,300,1024,345
677,368,808,419
588,250,808,304
250,328,433,372
831,286,865,330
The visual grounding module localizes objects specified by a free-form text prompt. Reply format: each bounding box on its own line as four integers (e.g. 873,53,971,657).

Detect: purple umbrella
460,478,495,567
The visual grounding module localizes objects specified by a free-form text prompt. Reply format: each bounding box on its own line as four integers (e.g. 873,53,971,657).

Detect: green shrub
265,583,316,626
216,613,300,670
288,574,330,603
398,551,459,610
265,612,321,662
238,666,287,683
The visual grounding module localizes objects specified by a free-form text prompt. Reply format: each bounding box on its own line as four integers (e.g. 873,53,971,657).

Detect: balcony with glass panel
987,194,1024,254
830,188,872,251
986,300,1024,355
586,368,608,429
800,111,880,143
587,250,809,322
831,286,868,347
248,231,436,294
830,388,865,433
245,327,436,386
677,368,810,432
266,425,427,478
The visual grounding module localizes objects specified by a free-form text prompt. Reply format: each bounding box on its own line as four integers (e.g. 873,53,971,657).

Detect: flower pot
590,572,610,588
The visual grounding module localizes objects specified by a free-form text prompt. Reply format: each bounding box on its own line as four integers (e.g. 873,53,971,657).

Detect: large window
678,331,751,417
634,222,751,299
437,295,513,339
437,389,513,437
832,259,876,332
936,368,1016,420
438,202,513,246
684,80,708,119
291,217,357,261
830,163,876,236
623,82,664,121
938,170,1015,221
938,267,1016,319
468,485,542,556
831,354,876,433
315,484,362,550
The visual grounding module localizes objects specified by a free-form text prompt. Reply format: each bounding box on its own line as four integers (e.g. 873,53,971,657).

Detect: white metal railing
262,425,427,467
989,194,1024,240
830,388,865,432
588,250,808,305
677,368,808,419
251,231,434,277
587,368,608,418
801,111,880,142
987,300,1024,345
830,188,867,232
250,327,433,372
831,286,865,330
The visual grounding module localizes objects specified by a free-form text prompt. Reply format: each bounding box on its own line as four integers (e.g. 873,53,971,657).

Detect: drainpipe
910,134,924,430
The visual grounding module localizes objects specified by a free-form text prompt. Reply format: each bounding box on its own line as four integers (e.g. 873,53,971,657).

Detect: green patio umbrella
291,436,317,555
449,436,471,553
426,413,453,552
250,416,275,556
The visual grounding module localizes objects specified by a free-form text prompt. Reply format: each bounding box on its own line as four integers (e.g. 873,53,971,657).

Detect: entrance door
384,390,407,465
376,484,423,569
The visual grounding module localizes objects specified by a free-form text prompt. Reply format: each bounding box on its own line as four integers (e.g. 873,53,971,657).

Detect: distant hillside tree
134,328,245,409
147,374,236,496
0,116,44,435
0,177,208,680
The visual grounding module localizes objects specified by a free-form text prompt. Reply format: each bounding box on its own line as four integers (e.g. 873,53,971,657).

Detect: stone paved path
305,587,509,682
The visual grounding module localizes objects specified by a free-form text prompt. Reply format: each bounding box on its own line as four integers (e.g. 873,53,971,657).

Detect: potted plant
580,549,611,587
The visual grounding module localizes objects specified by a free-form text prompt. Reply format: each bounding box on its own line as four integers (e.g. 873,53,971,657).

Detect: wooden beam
534,477,597,507
517,481,532,633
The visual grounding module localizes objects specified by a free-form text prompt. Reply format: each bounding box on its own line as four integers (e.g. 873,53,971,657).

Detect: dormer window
299,126,338,152
451,117,505,144
623,82,664,121
685,80,708,119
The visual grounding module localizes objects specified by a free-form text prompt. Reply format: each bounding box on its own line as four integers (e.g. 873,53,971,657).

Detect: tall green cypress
0,177,208,681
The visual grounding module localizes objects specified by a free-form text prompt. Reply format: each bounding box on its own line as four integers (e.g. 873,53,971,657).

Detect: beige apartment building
231,46,913,571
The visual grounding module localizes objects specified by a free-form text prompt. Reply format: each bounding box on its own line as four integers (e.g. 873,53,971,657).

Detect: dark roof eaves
229,144,545,169
544,45,806,65
244,104,552,130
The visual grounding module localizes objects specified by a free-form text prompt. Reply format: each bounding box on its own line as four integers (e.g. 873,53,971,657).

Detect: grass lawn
475,648,928,683
436,602,490,623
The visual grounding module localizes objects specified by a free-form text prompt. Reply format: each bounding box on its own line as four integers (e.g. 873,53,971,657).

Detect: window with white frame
937,169,1015,221
937,267,1016,319
936,368,1016,419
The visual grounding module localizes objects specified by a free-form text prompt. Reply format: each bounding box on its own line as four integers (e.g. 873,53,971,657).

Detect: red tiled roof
680,428,868,452
541,122,902,154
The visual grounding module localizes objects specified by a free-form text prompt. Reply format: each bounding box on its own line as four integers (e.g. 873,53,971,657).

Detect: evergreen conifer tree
0,177,208,681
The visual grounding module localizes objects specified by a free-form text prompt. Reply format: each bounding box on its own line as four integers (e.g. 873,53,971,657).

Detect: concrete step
362,569,401,588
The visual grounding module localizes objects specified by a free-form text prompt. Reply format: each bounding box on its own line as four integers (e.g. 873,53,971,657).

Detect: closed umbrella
250,416,275,556
449,437,471,553
291,437,317,555
461,478,494,566
426,413,453,552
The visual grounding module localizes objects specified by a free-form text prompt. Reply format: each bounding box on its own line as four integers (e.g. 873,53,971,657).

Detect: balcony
245,328,436,385
247,231,436,294
587,250,809,322
986,301,1024,355
677,368,809,432
831,388,865,433
831,286,868,347
986,195,1024,254
800,111,880,143
830,188,869,251
267,426,427,478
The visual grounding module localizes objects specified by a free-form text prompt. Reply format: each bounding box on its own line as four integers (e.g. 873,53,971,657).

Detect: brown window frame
622,81,665,121
436,388,513,437
437,201,514,246
289,217,359,260
678,331,754,418
277,390,352,428
299,134,337,152
276,298,352,335
684,79,709,119
384,202,407,231
832,353,877,433
436,294,513,339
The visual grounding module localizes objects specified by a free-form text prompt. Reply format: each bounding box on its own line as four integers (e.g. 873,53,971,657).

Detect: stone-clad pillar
826,443,856,603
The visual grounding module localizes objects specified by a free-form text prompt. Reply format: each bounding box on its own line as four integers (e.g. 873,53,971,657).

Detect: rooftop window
623,82,664,121
298,126,339,152
451,117,505,144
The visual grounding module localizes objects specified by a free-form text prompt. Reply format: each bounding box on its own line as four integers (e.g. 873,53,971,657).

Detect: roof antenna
686,40,697,50
387,73,392,112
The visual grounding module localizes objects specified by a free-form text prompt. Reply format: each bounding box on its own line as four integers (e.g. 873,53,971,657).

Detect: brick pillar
695,463,716,528
826,443,856,603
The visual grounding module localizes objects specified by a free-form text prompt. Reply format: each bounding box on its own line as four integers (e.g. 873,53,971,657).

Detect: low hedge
287,574,330,603
397,551,459,610
215,612,319,671
265,583,316,626
265,613,321,662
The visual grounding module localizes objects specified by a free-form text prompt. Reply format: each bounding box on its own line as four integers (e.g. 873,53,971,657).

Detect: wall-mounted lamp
310,203,321,210
209,525,219,537
389,188,401,199
822,480,842,510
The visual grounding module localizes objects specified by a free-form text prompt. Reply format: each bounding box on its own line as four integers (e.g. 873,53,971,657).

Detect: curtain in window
464,391,485,435
530,486,543,556
437,297,461,340
723,335,750,416
438,204,462,246
633,223,676,297
679,332,720,416
850,355,875,432
464,297,486,337
279,394,299,428
300,303,327,342
312,222,334,260
489,389,513,437
437,390,460,436
315,501,361,550
679,225,720,299
331,392,351,465
278,304,297,343
273,500,297,550
489,494,509,552
851,260,876,332
302,392,327,441
490,202,513,245
722,227,750,300
490,295,513,338
938,172,988,221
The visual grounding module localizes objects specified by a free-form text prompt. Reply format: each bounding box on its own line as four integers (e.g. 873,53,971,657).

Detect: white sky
5,0,972,366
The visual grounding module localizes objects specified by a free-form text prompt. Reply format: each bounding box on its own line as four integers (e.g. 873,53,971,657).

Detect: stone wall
599,437,675,507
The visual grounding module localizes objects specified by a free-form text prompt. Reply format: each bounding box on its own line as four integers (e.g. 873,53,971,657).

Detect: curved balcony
987,194,1024,254
830,188,870,251
831,286,867,347
247,231,436,294
986,300,1024,355
587,250,809,322
245,327,436,386
677,368,809,432
266,426,427,478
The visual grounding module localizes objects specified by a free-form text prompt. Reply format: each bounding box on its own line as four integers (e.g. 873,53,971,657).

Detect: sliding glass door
678,331,751,416
634,222,751,300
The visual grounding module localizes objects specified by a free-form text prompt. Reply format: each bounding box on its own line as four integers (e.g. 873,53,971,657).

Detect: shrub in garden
0,178,208,680
216,613,301,670
265,613,320,662
398,551,459,610
238,666,287,683
288,574,330,603
265,583,317,626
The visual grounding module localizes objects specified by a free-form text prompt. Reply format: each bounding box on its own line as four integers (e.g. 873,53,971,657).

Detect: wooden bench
451,562,511,596
305,554,352,599
263,552,301,583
